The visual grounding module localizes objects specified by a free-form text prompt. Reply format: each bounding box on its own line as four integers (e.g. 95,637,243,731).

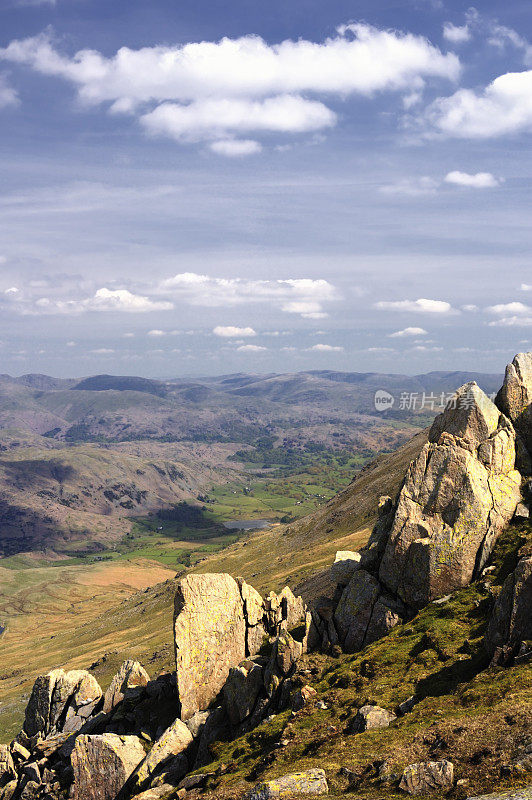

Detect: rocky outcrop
173,573,308,723
103,660,150,714
70,734,146,800
486,555,532,663
4,572,308,800
333,570,406,653
126,718,192,795
330,551,361,585
496,352,532,464
399,760,454,795
173,574,247,721
245,768,329,798
23,669,102,738
0,747,15,787
379,383,521,608
313,375,524,656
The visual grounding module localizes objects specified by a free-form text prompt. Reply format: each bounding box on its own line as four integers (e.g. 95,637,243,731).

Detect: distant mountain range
0,369,502,442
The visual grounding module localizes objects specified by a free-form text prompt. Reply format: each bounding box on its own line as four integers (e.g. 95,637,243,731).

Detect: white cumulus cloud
425,70,532,138
141,96,336,143
486,301,531,315
23,288,174,315
375,298,453,314
488,316,532,327
213,325,256,338
0,24,460,150
308,343,344,352
157,273,338,318
389,326,428,337
444,170,500,187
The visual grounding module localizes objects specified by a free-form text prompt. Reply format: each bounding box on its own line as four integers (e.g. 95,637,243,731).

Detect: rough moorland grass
199,520,532,800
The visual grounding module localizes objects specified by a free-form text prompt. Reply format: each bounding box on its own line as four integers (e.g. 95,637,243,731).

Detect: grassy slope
201,522,532,800
0,430,427,742
0,438,242,555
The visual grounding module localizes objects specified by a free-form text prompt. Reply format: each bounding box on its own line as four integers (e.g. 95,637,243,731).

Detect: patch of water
222,519,271,531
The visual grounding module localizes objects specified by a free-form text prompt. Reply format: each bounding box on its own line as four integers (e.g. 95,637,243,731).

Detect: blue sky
0,0,531,378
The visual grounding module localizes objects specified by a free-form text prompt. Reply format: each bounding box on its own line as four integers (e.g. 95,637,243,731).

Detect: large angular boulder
24,669,102,738
334,571,381,652
496,352,532,460
330,551,362,586
126,718,192,794
333,571,405,653
103,660,150,713
349,705,396,733
174,574,247,721
69,733,146,800
223,660,265,726
173,574,307,721
379,383,521,609
246,768,329,798
486,555,532,661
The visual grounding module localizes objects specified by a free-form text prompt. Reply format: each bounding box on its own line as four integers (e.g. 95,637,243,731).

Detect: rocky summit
1,353,532,800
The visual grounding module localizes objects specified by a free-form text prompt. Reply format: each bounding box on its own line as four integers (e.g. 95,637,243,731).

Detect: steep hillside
192,430,428,597
0,437,242,556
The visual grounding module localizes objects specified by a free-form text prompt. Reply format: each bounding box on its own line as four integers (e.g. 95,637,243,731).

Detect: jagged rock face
69,733,146,800
496,352,532,472
103,660,150,714
379,383,521,609
223,660,265,726
333,570,405,653
126,718,192,795
173,574,307,722
486,555,532,660
23,670,102,738
174,574,247,722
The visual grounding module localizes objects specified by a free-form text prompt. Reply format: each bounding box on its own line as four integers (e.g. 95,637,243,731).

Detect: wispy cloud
0,73,18,108
443,22,471,45
236,344,267,352
208,139,262,157
379,176,439,196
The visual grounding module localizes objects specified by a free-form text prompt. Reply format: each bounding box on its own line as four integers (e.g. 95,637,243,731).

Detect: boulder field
1,352,532,800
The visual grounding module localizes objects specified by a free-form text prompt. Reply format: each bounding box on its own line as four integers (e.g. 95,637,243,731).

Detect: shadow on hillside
0,458,76,485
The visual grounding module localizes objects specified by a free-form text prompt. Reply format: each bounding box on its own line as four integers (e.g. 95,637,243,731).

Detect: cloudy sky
0,0,531,378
